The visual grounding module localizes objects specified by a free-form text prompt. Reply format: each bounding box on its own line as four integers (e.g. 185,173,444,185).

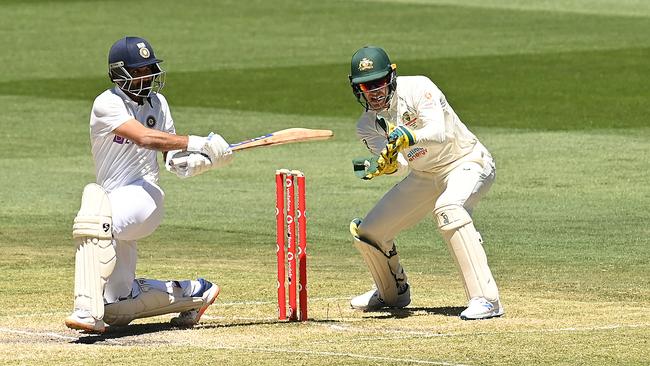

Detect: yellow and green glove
387,124,417,150
352,144,399,180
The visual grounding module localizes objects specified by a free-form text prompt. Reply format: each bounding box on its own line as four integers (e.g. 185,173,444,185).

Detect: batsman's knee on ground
104,278,219,326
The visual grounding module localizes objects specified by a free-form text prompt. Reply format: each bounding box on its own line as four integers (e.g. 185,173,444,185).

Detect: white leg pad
104,279,203,326
434,204,499,302
351,219,407,305
71,183,116,320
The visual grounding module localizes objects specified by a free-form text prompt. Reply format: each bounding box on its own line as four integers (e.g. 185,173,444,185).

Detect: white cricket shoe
460,297,504,320
170,278,220,327
65,310,106,333
350,285,411,311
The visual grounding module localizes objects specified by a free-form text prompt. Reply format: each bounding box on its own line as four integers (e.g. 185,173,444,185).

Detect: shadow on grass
363,306,465,319
72,322,179,344
71,317,331,344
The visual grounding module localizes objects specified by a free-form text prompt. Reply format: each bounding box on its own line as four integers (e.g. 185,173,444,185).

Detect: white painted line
0,326,468,365
317,322,650,339
3,311,69,319
200,315,277,321
196,344,471,366
216,296,350,307
0,327,78,341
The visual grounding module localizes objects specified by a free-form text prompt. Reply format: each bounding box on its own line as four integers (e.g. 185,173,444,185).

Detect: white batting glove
188,133,234,169
165,150,213,178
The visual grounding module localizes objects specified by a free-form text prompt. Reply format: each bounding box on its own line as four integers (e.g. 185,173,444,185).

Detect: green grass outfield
0,0,648,365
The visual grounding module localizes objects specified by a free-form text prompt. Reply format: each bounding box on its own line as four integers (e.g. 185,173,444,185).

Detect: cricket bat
170,128,334,169
228,128,333,151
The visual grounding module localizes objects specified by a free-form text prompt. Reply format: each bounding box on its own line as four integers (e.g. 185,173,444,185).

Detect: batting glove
166,150,213,178
187,132,234,169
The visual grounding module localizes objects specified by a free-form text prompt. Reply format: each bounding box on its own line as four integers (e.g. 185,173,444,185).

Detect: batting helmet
108,36,165,98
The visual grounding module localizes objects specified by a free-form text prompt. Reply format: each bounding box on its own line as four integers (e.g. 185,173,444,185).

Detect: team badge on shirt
146,116,156,127
401,111,418,127
358,58,374,71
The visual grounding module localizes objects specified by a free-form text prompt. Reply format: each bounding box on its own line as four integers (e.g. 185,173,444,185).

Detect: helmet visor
358,77,390,94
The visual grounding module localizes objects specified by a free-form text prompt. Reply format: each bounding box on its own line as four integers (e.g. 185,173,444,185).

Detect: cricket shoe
170,278,220,327
65,310,106,333
350,284,411,311
460,297,504,320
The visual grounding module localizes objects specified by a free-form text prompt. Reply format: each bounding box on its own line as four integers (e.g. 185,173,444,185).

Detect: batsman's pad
104,279,203,326
71,183,116,320
434,204,498,302
350,219,408,305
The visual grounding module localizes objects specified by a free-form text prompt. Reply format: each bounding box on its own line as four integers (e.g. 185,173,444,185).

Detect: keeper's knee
351,217,392,254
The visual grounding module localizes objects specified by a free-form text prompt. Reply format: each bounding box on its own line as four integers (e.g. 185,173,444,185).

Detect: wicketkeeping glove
387,125,417,150
352,145,399,180
376,142,399,175
352,156,379,180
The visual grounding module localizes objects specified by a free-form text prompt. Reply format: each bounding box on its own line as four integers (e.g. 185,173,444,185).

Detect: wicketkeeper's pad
350,218,407,305
71,183,116,320
434,204,498,302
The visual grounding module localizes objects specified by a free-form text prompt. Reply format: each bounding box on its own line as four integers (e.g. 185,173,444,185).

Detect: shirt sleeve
156,93,176,134
412,77,446,144
356,112,388,156
89,92,132,138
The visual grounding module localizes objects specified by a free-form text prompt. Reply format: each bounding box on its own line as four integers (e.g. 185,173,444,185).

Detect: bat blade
229,128,333,151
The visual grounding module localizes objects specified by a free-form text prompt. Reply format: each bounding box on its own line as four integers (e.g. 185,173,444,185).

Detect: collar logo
358,58,374,71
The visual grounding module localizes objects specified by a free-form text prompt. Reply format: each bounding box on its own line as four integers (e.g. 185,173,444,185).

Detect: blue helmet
108,36,165,98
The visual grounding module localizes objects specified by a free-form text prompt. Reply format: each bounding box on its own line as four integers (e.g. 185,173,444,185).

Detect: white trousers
357,144,496,252
103,179,165,303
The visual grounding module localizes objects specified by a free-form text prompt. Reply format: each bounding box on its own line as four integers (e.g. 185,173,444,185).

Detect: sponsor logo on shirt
406,147,427,161
113,135,130,144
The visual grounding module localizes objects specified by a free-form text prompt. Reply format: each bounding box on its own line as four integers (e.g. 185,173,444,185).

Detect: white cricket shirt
89,87,175,192
356,76,480,175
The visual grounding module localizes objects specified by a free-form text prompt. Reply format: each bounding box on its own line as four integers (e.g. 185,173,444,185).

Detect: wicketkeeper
65,36,234,333
348,46,504,320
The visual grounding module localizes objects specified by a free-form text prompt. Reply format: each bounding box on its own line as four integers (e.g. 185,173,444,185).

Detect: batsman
348,46,504,320
65,36,234,333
